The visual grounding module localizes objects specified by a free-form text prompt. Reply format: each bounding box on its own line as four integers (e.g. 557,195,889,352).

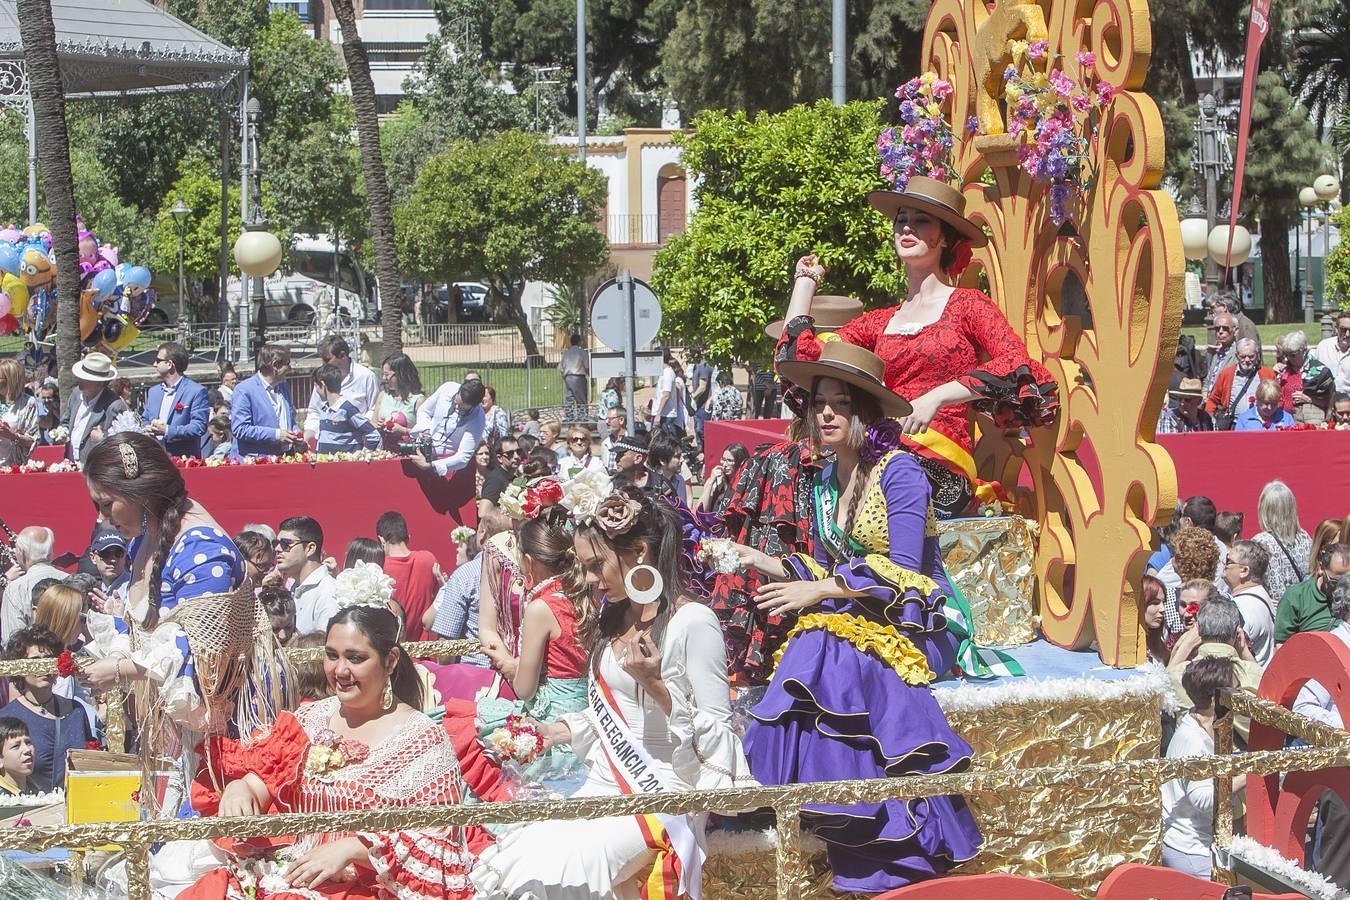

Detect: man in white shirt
1315,312,1350,393
1222,540,1275,666
275,515,338,635
304,335,380,444
2,526,64,643
408,379,487,477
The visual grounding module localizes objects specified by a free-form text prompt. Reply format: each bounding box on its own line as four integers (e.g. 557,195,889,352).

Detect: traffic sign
590,276,661,352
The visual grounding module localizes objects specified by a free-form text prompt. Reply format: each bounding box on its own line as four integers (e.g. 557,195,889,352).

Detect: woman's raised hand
794,254,826,284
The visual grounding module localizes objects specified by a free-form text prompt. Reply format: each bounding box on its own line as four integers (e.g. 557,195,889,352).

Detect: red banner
1225,0,1273,263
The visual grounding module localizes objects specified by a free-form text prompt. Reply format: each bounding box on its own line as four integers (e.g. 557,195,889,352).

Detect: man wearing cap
144,341,210,458
1156,378,1214,433
87,529,130,613
61,352,127,463
609,432,649,480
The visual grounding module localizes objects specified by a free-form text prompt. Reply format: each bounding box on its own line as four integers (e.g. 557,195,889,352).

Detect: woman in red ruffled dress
780,175,1058,518
182,602,491,900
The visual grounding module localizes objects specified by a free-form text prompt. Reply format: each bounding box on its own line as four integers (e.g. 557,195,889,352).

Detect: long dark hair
804,376,884,543
520,508,596,648
344,537,385,569
327,605,423,710
85,432,189,620
381,352,423,399
575,485,687,671
706,442,750,509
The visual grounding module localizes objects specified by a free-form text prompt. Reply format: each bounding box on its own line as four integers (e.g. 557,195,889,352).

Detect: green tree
1244,72,1330,323
395,130,609,359
148,157,245,320
1323,204,1350,310
650,100,903,366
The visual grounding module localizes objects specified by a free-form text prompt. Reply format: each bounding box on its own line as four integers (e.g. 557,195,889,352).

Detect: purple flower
1076,51,1096,71
1049,69,1075,98
1049,182,1073,225
861,418,904,466
1028,40,1049,61
1071,92,1091,113
1004,65,1018,82
898,100,918,124
965,115,980,134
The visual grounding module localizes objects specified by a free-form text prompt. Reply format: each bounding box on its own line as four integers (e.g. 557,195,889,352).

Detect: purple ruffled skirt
743,620,982,893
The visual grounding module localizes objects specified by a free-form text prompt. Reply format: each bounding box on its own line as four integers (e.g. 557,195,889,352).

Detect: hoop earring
381,678,395,711
624,561,664,605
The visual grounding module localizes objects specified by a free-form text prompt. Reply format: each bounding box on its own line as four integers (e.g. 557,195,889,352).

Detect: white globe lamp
1180,216,1211,261
1207,224,1252,267
233,230,283,278
1314,174,1341,202
1300,186,1319,208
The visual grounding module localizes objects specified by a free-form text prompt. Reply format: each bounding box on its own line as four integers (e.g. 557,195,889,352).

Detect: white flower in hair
560,467,612,524
498,483,526,520
105,409,148,437
333,561,396,611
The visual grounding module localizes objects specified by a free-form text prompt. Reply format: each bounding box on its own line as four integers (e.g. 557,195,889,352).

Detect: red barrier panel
0,459,476,567
705,420,1350,534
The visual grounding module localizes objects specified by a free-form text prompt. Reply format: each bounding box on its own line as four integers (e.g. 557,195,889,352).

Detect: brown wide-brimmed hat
777,341,912,418
764,294,864,341
867,175,988,247
1169,377,1205,399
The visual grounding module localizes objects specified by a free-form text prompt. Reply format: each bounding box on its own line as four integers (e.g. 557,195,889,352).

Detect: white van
226,236,377,325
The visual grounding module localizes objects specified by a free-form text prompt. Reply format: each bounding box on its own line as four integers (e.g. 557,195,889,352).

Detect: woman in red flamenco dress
181,602,491,900
780,175,1058,518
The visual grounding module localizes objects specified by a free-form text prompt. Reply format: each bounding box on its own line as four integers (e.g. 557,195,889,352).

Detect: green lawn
414,361,563,416
1181,322,1331,347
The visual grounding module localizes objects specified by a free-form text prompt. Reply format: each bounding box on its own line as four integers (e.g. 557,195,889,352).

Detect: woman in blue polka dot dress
77,434,291,841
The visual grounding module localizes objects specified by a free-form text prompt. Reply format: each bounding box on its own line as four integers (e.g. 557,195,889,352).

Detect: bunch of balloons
0,219,155,359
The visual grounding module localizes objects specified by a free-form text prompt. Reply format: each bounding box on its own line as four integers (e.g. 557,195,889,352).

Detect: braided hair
85,433,190,624
804,377,884,545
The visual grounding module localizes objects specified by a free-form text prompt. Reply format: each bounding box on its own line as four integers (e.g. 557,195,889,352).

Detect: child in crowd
1215,511,1244,547
0,717,37,795
206,416,231,459
312,363,379,453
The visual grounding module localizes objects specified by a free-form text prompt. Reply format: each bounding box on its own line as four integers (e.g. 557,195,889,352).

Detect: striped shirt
314,399,379,453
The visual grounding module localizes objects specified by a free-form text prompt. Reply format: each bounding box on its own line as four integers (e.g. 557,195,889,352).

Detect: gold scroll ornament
919,0,1183,665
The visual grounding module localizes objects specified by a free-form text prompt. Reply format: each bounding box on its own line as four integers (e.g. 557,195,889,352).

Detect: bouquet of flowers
1001,41,1113,224
483,714,545,766
304,727,371,780
877,73,957,192
498,482,526,519
46,425,68,445
695,538,742,575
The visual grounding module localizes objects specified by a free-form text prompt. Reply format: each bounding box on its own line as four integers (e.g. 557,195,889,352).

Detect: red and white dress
184,697,491,900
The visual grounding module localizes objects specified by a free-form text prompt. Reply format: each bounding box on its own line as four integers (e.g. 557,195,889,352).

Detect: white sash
586,670,705,899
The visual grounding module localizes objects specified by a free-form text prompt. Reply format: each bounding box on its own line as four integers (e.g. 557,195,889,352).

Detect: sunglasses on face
498,449,522,459
569,437,588,444
274,537,302,551
96,547,126,562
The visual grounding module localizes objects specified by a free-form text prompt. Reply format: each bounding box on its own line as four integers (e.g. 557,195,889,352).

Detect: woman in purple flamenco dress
731,340,982,894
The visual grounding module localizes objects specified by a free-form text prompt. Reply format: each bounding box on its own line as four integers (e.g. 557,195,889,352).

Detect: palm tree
1292,1,1350,139
330,0,403,357
16,0,82,403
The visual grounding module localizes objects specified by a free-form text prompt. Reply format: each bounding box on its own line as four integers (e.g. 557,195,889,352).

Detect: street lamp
1300,175,1343,336
234,96,280,359
170,196,192,343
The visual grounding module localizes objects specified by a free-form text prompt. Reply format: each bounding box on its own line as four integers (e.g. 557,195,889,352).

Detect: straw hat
1168,377,1204,399
764,294,865,341
867,175,988,247
777,341,912,418
72,351,117,382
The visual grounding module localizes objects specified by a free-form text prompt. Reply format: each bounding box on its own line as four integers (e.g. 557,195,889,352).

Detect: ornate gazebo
0,0,249,299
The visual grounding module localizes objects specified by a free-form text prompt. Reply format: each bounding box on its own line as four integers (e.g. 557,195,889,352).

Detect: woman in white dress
471,482,756,899
0,360,39,466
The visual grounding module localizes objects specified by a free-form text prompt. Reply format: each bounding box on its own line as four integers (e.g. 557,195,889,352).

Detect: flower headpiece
334,561,396,612
594,494,643,537
560,468,613,525
521,478,564,520
451,525,475,546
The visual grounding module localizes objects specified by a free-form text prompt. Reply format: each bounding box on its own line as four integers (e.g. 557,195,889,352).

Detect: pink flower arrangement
877,73,958,192
1003,39,1114,225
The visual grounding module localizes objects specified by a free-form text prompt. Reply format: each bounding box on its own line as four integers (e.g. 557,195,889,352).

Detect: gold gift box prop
936,515,1039,647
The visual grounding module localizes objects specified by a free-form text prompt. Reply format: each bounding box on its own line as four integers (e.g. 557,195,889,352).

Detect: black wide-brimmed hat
867,175,987,247
777,341,912,418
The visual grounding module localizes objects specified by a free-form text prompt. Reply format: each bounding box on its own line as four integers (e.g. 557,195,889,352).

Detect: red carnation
174,402,184,413
85,740,102,750
56,650,78,678
535,479,563,506
1184,602,1200,618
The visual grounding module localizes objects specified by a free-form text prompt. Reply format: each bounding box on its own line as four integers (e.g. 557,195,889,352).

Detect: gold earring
381,679,394,710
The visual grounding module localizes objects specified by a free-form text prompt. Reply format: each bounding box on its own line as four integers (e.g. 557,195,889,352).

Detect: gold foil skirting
937,515,1038,646
944,696,1162,897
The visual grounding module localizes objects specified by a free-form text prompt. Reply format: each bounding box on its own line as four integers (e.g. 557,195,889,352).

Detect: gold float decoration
922,0,1184,665
936,515,1039,646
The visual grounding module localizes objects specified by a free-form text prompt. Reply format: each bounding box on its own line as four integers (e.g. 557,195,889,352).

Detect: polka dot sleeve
159,527,246,614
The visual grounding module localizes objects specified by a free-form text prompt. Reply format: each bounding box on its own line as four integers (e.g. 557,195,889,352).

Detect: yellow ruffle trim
859,554,940,598
773,612,936,686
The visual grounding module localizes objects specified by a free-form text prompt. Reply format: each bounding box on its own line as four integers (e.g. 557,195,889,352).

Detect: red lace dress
184,698,491,900
779,289,1058,514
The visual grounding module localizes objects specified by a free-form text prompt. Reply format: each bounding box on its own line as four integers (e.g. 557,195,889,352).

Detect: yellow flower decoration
920,71,937,85
773,612,936,686
926,103,941,116
1006,85,1023,102
1009,40,1028,60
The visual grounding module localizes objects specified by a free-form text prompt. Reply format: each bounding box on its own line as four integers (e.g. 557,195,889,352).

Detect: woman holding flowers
781,76,1057,518
733,342,982,893
471,481,756,899
182,569,490,900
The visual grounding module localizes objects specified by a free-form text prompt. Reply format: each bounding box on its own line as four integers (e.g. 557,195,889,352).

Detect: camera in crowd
396,436,436,462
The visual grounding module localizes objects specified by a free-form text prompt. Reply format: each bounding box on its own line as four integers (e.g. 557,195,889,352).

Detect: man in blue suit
230,344,305,458
144,342,210,458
